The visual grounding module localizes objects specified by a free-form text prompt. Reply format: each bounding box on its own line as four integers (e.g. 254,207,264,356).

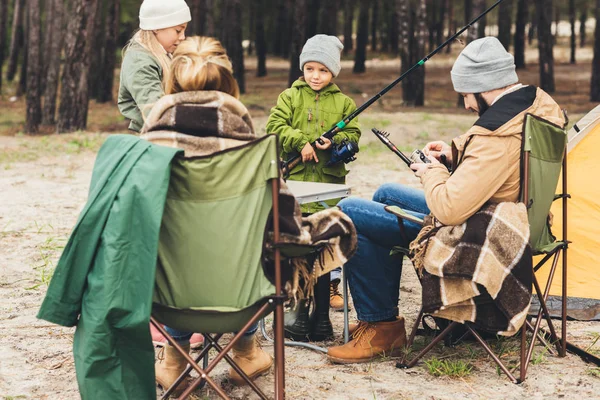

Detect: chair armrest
384,205,425,226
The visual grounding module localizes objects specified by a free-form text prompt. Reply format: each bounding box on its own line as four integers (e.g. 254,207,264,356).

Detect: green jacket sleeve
266,89,309,153
124,54,164,121
332,95,361,146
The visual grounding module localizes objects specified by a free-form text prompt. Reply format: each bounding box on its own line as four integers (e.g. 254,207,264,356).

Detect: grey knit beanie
451,36,518,93
299,35,344,77
139,0,191,30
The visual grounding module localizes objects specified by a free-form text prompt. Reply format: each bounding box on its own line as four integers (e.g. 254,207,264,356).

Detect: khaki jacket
421,87,565,226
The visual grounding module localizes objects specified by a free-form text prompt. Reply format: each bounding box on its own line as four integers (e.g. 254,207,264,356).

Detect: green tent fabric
37,134,182,400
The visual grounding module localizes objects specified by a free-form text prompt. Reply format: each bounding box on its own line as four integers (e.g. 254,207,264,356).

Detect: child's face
303,62,333,92
154,23,188,54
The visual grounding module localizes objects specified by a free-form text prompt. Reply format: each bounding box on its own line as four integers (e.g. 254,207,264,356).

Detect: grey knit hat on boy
299,35,344,77
451,36,518,94
139,0,191,30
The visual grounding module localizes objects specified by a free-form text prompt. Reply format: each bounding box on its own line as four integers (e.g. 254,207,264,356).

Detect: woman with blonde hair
142,36,272,394
118,0,191,132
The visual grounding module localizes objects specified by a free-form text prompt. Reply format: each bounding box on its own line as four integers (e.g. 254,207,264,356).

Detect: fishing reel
326,140,359,166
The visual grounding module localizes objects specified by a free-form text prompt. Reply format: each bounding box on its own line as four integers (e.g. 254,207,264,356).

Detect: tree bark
17,7,27,97
25,0,42,133
497,0,513,50
57,0,99,133
88,0,104,100
221,0,245,94
569,0,576,64
42,0,65,124
536,0,555,93
513,0,527,69
306,0,319,38
273,0,291,57
343,0,354,54
7,0,24,82
203,0,215,37
412,0,427,106
0,0,8,92
189,0,202,35
255,0,267,77
468,0,486,42
579,9,587,48
435,0,447,48
399,0,426,106
371,0,379,51
528,3,537,45
388,0,399,54
352,0,369,73
445,0,454,53
288,0,306,86
97,0,119,103
318,0,337,36
591,0,600,101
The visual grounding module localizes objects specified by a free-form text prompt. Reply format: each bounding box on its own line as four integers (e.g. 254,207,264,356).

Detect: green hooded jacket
37,135,181,399
266,79,361,213
118,42,164,132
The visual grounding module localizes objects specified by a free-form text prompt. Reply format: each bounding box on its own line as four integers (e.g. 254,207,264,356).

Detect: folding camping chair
149,135,289,400
386,113,569,383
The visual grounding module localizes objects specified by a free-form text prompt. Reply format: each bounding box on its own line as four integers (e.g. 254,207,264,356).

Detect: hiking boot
151,324,204,350
329,279,345,311
229,335,273,385
284,298,311,342
309,274,334,341
155,343,191,396
327,317,407,364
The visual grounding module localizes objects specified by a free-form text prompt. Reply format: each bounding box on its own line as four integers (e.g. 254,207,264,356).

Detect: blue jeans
165,323,258,345
337,183,429,322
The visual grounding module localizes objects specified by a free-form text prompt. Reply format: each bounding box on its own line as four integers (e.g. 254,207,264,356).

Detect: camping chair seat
384,113,569,383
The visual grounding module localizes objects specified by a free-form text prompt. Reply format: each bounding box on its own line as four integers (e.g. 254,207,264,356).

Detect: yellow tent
535,105,600,320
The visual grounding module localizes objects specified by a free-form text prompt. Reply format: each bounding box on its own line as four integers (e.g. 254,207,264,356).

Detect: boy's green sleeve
332,96,361,146
266,90,309,154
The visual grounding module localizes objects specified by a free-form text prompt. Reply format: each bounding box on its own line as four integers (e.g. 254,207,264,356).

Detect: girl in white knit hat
117,0,192,132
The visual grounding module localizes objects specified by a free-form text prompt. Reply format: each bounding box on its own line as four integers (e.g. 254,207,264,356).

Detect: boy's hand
301,142,319,163
423,141,452,164
315,137,332,150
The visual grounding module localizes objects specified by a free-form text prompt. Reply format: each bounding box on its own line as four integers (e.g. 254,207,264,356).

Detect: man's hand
410,154,438,177
315,136,332,150
423,141,452,164
301,142,319,163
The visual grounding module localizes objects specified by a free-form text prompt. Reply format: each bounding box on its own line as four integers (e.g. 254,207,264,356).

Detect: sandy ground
1,110,600,399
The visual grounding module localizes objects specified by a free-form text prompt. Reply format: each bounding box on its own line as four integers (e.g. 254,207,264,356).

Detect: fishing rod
281,0,506,178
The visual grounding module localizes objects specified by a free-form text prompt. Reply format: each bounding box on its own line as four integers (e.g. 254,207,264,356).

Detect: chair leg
397,321,459,369
406,308,423,349
343,266,350,344
465,325,519,384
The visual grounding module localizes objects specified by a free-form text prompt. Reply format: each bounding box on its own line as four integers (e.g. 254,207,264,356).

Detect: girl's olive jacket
118,42,164,132
266,79,361,212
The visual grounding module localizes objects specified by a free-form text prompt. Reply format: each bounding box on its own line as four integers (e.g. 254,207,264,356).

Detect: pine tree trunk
536,0,555,93
255,0,267,77
591,0,600,101
528,4,537,45
222,0,245,94
514,0,527,69
247,1,254,55
435,0,446,47
388,0,399,54
569,0,576,64
204,0,215,37
189,0,202,35
0,0,9,92
97,0,119,103
476,0,486,38
17,9,27,97
42,0,65,124
413,0,427,106
497,0,513,50
445,0,453,54
398,0,411,102
343,0,354,54
352,0,369,73
306,0,319,38
468,0,486,41
579,10,587,48
57,0,99,133
273,0,290,57
88,0,104,100
318,0,337,36
370,0,379,51
288,0,306,86
7,0,24,82
25,0,42,133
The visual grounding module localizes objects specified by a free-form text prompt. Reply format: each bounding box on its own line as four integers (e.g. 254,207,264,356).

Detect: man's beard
474,93,490,117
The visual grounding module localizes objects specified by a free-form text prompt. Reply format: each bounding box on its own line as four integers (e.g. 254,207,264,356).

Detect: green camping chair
387,113,569,383
149,135,289,400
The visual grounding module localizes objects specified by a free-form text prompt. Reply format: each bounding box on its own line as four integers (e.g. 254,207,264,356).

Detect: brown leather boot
155,343,190,396
327,317,407,364
329,279,345,311
229,335,274,386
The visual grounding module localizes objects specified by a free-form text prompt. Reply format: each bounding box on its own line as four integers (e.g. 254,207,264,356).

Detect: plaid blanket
410,202,532,336
141,91,357,298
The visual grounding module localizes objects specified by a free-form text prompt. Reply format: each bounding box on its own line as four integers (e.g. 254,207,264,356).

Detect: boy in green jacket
266,34,361,330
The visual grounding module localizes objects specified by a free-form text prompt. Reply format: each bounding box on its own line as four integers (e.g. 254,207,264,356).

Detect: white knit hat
451,36,518,93
139,0,191,31
299,35,344,77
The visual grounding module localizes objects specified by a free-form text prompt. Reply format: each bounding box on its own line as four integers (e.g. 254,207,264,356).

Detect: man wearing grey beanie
327,37,566,364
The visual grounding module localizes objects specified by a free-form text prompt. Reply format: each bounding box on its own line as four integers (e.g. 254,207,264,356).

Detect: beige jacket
421,87,565,226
